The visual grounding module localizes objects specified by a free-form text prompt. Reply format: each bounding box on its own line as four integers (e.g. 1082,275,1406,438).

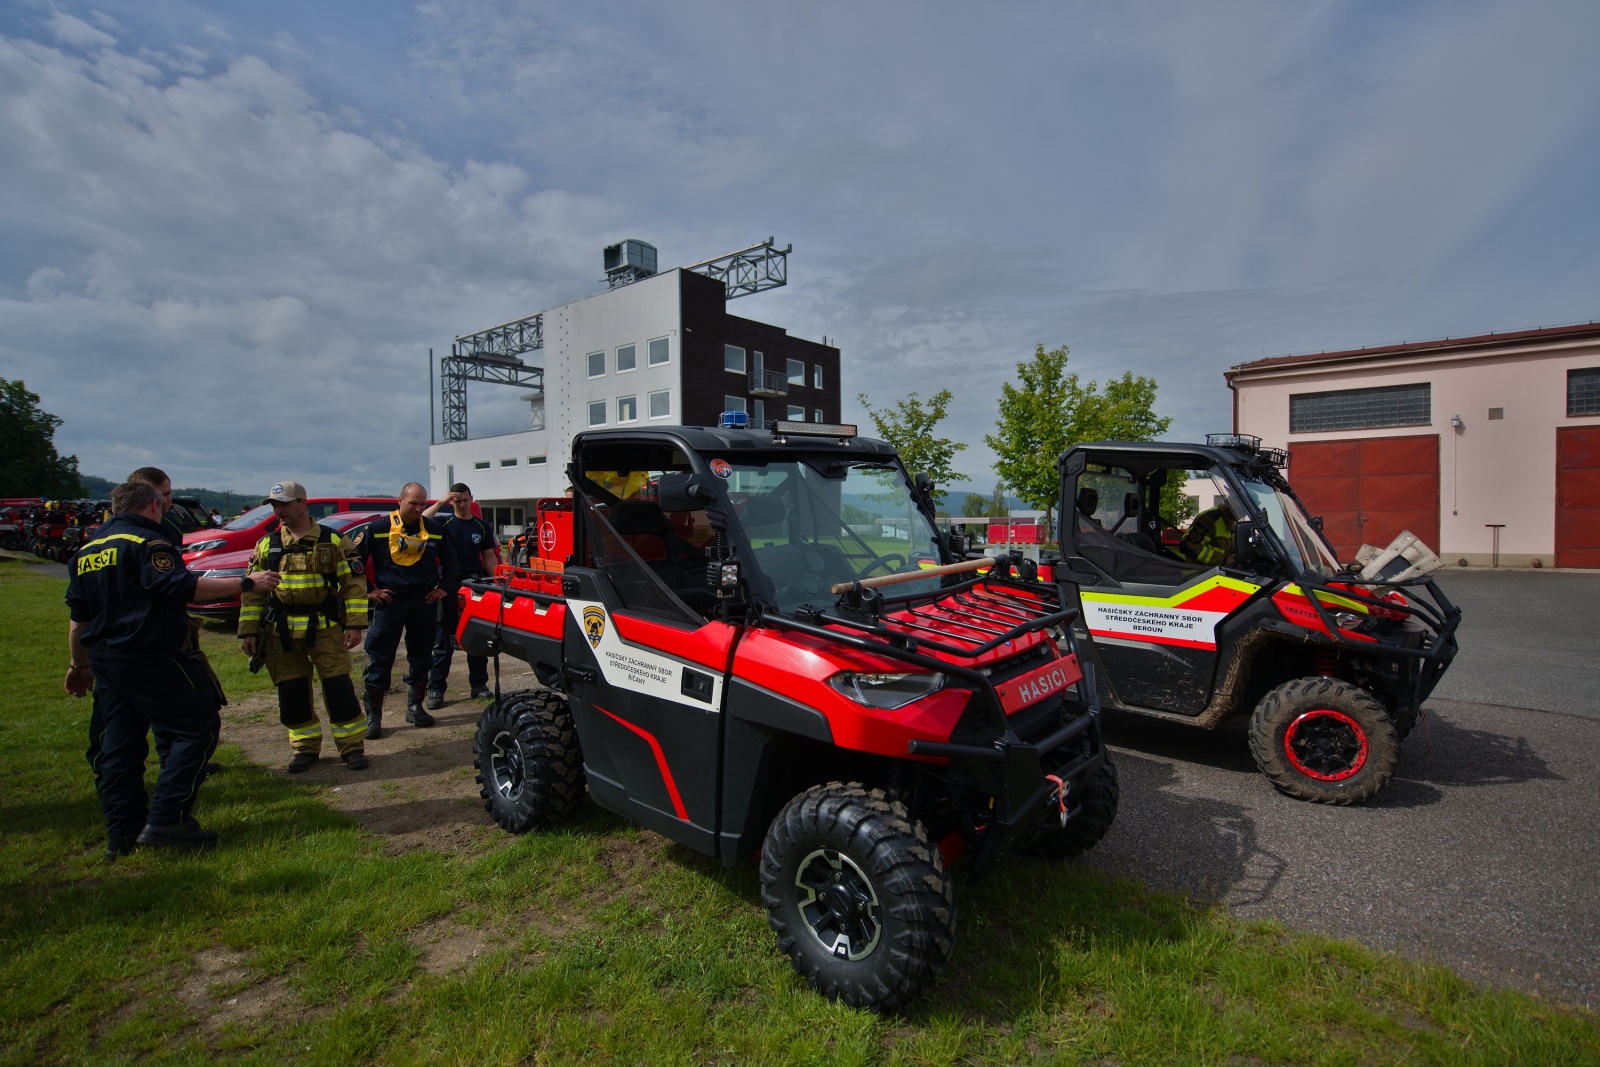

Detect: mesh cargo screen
578,494,703,627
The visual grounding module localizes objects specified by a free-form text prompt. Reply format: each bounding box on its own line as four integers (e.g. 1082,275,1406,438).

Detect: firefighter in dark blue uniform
422,483,500,708
124,465,225,780
354,482,458,737
65,482,279,858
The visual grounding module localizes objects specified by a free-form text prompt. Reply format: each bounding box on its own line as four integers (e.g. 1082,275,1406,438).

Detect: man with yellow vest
352,482,458,738
239,482,371,772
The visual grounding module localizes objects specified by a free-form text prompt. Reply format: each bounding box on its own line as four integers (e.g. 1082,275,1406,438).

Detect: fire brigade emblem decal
582,605,607,648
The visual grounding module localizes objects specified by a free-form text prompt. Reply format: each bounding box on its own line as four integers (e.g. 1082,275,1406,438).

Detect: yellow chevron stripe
1284,585,1369,614
1079,574,1260,608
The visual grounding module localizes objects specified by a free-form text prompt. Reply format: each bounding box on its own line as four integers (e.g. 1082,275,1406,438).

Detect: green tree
961,493,987,518
856,389,968,507
0,379,81,498
989,480,1007,517
984,344,1170,532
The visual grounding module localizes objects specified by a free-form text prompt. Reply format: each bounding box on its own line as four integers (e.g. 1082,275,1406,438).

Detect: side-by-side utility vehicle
455,419,1119,1009
1054,434,1460,804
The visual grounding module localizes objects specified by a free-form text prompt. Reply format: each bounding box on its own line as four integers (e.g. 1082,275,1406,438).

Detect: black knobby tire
1028,756,1121,861
473,688,585,833
759,782,956,1011
1248,677,1399,804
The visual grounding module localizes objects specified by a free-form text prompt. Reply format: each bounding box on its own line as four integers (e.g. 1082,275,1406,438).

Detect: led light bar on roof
773,420,857,439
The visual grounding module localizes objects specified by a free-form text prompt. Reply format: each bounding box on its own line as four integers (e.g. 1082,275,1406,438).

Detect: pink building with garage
1225,322,1600,569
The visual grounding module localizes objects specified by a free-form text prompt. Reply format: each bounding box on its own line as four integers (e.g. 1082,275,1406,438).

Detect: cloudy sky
3,1,1599,496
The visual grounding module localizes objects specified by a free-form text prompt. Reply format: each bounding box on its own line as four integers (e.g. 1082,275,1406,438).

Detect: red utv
456,422,1118,1010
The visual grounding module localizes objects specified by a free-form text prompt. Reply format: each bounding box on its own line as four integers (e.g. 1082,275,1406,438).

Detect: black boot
136,820,218,850
406,684,435,727
365,690,384,740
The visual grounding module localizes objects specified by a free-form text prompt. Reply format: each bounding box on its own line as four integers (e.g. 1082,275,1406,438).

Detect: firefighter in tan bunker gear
1178,503,1238,567
238,483,371,773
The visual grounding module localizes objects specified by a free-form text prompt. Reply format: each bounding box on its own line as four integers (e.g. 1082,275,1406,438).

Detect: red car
188,510,386,622
183,496,397,563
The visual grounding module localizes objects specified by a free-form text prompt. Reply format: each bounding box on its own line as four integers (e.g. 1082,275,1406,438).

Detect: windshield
223,503,274,530
722,457,945,613
1234,474,1341,577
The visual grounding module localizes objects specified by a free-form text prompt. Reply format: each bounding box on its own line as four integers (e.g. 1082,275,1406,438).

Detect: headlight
828,671,944,710
202,567,247,580
1330,610,1371,632
188,539,228,553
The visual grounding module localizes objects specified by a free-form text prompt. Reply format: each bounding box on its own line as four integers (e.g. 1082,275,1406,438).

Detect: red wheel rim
1283,708,1368,782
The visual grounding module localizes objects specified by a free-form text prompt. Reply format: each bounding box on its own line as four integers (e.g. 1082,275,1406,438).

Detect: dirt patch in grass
409,916,508,976
169,947,296,1037
218,656,538,855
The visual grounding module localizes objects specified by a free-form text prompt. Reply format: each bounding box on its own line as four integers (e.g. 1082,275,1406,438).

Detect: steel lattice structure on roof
684,237,790,299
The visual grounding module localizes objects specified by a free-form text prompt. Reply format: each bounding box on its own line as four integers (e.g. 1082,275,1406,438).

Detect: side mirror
1233,520,1259,566
914,471,936,500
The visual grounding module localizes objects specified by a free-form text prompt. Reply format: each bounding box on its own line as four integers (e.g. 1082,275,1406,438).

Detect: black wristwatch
239,575,256,593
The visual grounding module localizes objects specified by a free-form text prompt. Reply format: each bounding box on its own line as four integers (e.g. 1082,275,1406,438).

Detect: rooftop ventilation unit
603,239,658,289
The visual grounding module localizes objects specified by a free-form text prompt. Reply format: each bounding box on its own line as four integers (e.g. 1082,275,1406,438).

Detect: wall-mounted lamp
1450,414,1463,428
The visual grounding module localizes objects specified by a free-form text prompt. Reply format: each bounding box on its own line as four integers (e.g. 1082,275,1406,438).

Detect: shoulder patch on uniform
353,530,366,545
148,539,173,551
151,551,176,572
350,559,365,575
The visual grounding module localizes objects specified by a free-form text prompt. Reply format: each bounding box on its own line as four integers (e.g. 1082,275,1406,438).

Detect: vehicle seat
1076,487,1100,523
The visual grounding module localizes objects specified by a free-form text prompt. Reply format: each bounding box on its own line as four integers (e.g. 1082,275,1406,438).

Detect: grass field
1,560,1596,1065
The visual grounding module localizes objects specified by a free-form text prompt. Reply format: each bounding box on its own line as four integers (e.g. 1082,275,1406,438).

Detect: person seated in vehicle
1177,502,1237,566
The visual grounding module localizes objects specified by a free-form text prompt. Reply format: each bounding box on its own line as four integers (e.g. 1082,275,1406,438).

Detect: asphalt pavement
1086,568,1600,1007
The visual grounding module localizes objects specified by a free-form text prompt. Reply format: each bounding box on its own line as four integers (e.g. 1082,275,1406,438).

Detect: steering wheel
856,554,906,580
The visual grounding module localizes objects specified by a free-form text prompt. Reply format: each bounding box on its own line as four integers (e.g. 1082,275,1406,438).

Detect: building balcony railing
749,369,789,397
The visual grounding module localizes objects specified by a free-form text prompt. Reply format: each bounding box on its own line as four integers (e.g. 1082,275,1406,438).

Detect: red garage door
1556,427,1600,569
1289,435,1440,559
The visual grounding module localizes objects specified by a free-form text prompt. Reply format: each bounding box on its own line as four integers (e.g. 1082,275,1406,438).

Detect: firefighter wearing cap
239,482,372,773
1178,503,1238,567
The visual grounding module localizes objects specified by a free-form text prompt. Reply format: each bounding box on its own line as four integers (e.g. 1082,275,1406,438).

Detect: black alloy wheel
793,847,883,962
760,781,955,1011
472,689,585,833
1248,676,1399,804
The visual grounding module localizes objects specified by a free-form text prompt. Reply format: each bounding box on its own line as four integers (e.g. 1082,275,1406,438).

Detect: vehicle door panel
559,566,727,855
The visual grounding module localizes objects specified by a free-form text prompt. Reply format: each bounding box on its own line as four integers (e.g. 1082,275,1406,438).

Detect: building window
787,358,804,385
616,344,636,373
648,337,670,366
724,345,746,373
474,460,490,470
649,390,671,419
1488,407,1505,421
587,351,605,378
1289,383,1430,433
752,399,765,425
588,400,607,426
813,364,824,389
500,458,517,467
787,404,805,420
723,395,747,414
814,409,823,423
528,455,547,465
1570,368,1600,416
617,395,638,422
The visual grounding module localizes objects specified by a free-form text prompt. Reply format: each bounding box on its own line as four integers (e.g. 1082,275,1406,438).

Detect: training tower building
428,239,841,533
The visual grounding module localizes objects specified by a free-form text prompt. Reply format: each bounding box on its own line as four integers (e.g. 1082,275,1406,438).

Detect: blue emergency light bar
719,410,750,429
